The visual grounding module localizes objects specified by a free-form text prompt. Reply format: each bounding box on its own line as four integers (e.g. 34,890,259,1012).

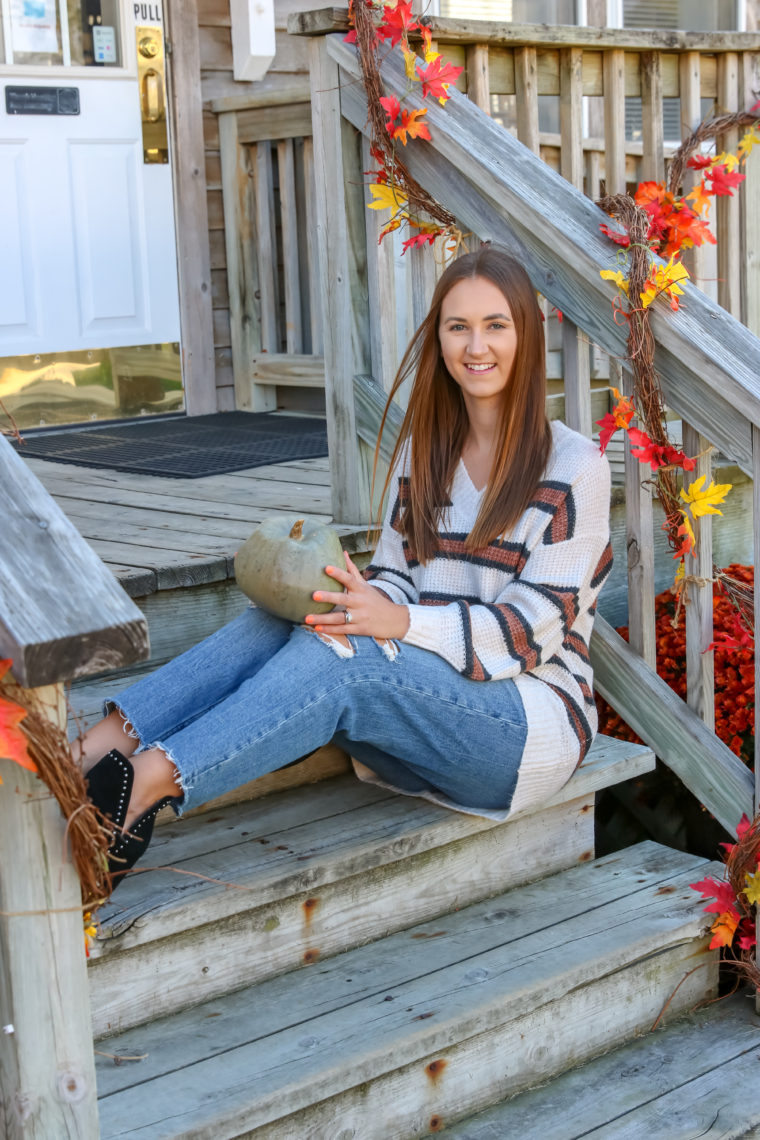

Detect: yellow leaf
424,48,440,64
640,257,690,309
402,46,418,80
367,182,407,213
738,127,760,160
744,868,760,907
680,473,732,518
600,268,629,293
714,150,740,172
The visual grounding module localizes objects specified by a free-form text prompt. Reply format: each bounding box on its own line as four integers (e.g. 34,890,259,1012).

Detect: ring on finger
344,610,353,624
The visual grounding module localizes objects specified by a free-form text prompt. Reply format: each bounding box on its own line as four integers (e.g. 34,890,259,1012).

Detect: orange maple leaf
685,178,714,218
391,107,431,146
0,660,37,776
708,909,739,949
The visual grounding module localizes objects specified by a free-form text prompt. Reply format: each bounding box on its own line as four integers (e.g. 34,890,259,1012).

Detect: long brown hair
376,247,552,563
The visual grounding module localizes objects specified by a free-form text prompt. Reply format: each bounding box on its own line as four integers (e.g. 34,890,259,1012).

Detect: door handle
141,67,164,123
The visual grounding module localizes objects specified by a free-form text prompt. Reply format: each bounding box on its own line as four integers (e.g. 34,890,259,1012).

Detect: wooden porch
3,7,760,1139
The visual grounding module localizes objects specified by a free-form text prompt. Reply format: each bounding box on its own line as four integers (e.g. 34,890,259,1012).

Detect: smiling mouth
465,363,496,372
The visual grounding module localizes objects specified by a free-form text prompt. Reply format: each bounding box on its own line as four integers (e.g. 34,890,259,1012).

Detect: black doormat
14,412,330,478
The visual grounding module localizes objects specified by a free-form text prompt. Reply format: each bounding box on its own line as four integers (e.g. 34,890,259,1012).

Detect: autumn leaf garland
348,0,463,251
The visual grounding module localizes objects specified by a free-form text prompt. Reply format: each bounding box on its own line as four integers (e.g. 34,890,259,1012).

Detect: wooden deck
21,449,369,600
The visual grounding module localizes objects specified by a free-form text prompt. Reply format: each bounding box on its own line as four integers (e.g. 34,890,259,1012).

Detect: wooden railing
289,13,760,841
0,434,149,1138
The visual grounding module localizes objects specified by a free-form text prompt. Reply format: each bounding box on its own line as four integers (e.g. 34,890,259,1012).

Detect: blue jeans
106,607,528,816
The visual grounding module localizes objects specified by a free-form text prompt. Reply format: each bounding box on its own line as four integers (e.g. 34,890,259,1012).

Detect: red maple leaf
377,0,418,47
416,56,463,100
595,412,620,454
344,27,357,43
628,427,668,470
687,154,713,170
690,875,739,916
402,231,437,254
600,222,630,247
379,94,401,130
706,164,746,197
662,445,696,471
737,919,757,951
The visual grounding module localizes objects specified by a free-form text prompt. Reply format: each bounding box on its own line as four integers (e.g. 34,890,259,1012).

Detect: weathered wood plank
559,45,583,190
0,438,148,687
302,136,324,355
717,52,742,318
561,320,592,436
621,364,656,668
254,140,281,362
310,40,371,522
444,994,760,1139
288,11,760,51
330,38,760,475
640,50,664,182
218,110,263,413
0,683,99,1138
96,845,714,1139
209,82,311,115
362,137,400,395
466,43,490,112
682,423,715,729
591,615,753,834
679,52,707,290
277,139,304,354
741,54,760,334
514,46,539,154
166,0,216,415
603,48,626,194
236,102,312,144
250,353,324,387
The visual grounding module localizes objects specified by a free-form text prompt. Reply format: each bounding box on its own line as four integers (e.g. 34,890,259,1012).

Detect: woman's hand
305,552,410,641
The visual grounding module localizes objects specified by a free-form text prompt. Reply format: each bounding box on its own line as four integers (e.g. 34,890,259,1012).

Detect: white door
0,0,183,428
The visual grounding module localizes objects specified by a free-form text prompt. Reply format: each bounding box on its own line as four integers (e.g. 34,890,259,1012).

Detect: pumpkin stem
289,518,305,541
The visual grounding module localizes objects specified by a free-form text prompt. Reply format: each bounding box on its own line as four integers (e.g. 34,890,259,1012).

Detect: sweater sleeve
361,459,419,606
401,449,612,680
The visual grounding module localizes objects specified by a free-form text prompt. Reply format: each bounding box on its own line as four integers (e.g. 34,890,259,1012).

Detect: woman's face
438,276,518,414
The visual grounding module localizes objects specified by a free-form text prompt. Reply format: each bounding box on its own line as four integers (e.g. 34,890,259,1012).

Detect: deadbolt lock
139,35,159,59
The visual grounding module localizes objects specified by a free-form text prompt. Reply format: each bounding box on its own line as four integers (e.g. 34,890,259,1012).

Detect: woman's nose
467,330,487,355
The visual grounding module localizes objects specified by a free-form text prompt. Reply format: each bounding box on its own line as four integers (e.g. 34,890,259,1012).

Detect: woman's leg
73,606,293,774
148,628,529,816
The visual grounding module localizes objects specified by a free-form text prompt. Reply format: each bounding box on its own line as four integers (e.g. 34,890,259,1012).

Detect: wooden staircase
86,723,728,1139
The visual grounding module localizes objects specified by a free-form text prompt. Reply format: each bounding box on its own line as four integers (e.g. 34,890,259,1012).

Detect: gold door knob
138,35,159,59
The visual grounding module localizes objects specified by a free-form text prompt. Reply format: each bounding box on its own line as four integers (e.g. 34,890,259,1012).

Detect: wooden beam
466,43,490,113
252,354,325,387
288,10,760,51
330,36,760,476
0,683,99,1139
219,110,262,414
590,616,753,836
717,52,742,319
210,83,311,115
236,103,312,145
353,373,405,468
309,40,371,522
0,438,148,688
277,140,304,354
166,0,216,415
603,49,626,194
515,46,540,154
682,423,715,729
621,363,656,670
741,52,760,335
640,51,664,183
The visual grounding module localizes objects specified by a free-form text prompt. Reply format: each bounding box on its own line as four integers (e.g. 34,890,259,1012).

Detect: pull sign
5,87,80,116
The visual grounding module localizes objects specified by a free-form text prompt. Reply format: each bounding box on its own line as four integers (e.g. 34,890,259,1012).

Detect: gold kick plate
136,26,169,164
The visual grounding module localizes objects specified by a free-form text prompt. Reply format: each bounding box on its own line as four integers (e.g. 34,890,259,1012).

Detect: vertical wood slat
466,43,490,113
515,47,540,156
409,245,437,334
585,149,602,201
682,423,715,728
603,49,627,195
559,45,591,437
309,41,371,522
620,362,656,669
292,138,313,356
679,52,706,289
277,139,304,354
0,683,99,1140
302,136,324,355
640,51,665,183
254,140,281,358
740,52,760,334
218,110,266,413
717,53,742,318
362,137,399,398
165,0,216,414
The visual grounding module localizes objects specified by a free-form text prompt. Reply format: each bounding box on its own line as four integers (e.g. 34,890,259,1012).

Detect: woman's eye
489,322,507,330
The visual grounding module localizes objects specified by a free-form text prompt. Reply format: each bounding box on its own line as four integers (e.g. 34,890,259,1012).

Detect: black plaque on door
5,87,81,115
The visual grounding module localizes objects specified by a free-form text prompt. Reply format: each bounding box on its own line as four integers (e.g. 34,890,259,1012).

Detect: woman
75,247,612,887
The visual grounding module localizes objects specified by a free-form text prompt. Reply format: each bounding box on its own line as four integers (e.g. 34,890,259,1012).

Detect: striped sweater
361,420,613,819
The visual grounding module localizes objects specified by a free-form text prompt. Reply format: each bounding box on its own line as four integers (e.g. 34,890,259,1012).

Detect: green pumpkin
234,517,344,623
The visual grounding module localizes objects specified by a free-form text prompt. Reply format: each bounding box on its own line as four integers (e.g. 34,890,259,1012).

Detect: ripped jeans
105,606,528,816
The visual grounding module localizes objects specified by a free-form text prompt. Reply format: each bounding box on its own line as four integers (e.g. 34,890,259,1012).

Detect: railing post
621,364,656,669
682,423,715,729
0,683,99,1139
753,424,760,1012
309,36,372,523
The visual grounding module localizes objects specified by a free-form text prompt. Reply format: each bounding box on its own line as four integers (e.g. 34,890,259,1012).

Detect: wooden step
446,990,760,1139
94,842,719,1139
88,735,655,1039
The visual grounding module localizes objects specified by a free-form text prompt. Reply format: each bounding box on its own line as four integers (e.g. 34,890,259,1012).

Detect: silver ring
344,610,353,624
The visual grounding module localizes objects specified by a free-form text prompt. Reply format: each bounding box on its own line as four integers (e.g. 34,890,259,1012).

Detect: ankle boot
85,749,173,888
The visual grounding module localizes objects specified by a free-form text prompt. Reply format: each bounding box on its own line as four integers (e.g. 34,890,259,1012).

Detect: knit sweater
359,420,613,820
